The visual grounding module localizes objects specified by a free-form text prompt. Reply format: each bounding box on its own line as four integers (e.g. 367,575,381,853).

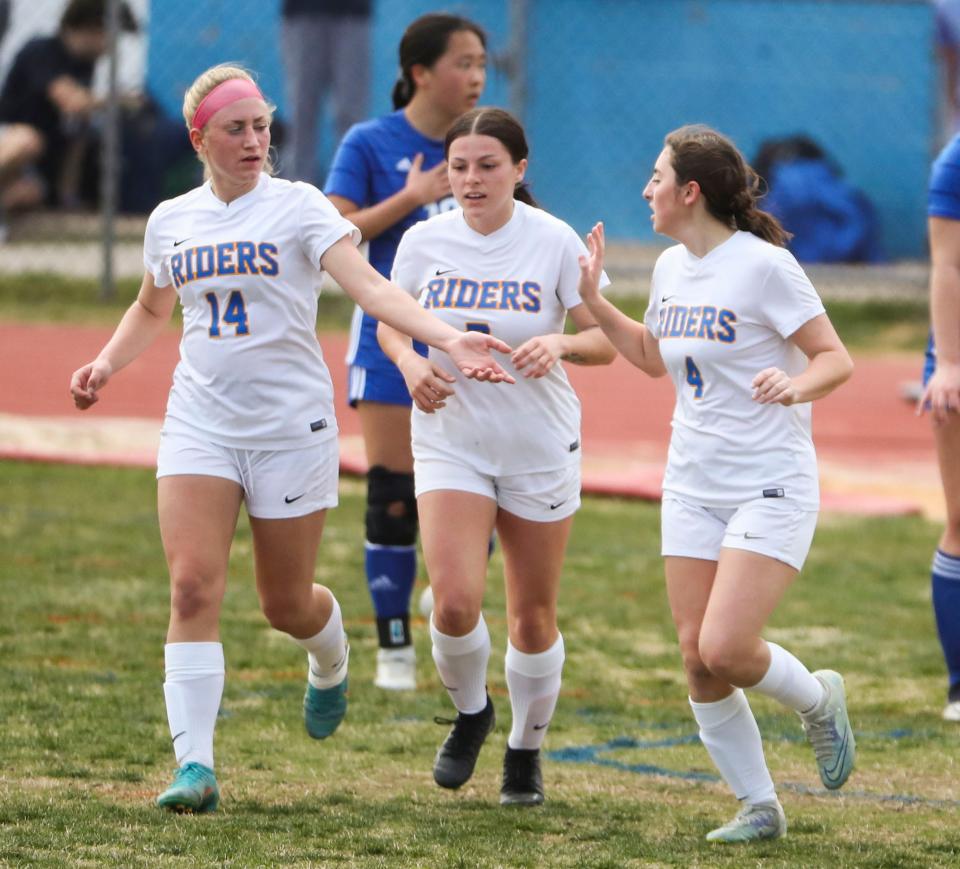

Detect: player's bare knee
698,637,748,684
507,610,556,652
169,573,219,622
431,596,481,637
678,644,714,684
258,593,305,634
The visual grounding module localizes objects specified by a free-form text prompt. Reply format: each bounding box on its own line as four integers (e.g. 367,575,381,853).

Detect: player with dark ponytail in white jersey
324,13,487,692
379,107,616,807
578,124,856,843
68,63,512,814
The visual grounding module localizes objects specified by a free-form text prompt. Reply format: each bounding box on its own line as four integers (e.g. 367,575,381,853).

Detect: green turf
1,460,957,866
0,273,929,352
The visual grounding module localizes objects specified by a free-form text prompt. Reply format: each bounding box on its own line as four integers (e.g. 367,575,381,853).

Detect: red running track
0,322,937,513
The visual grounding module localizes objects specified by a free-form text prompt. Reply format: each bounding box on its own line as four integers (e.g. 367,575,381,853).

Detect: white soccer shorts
156,424,339,519
413,454,581,523
661,495,818,571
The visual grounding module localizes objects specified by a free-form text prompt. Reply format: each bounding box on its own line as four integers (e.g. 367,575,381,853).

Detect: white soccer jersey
643,231,826,510
391,201,609,476
143,174,359,449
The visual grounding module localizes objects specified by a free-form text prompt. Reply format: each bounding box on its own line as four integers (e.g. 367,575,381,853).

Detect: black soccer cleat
499,746,545,807
432,694,495,789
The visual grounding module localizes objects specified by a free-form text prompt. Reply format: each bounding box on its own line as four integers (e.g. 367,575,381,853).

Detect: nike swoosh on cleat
823,730,851,782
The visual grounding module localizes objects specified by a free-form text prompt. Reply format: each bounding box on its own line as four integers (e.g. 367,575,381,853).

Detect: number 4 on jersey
685,355,704,398
205,290,250,338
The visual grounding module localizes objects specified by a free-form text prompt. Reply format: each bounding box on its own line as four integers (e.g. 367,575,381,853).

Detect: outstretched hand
70,359,113,410
578,221,605,301
918,362,960,423
446,331,515,384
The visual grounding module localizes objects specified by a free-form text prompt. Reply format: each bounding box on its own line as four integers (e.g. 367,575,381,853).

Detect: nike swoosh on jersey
435,267,457,275
173,237,192,247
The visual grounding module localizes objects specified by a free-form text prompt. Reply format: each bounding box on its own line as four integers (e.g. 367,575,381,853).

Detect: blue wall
148,0,936,257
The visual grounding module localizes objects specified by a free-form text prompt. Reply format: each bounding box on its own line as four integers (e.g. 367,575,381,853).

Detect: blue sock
932,549,960,699
366,542,416,648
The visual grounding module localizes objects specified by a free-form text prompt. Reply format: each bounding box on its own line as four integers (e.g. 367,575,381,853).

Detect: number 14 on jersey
205,290,250,338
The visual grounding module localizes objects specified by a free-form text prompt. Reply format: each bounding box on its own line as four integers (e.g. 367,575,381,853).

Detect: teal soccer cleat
156,762,219,814
303,641,349,739
800,669,855,790
705,802,786,844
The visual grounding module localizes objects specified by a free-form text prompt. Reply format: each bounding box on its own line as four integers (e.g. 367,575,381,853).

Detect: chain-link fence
0,0,940,294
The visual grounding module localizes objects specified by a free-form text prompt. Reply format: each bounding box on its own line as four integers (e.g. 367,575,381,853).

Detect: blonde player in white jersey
578,125,856,844
68,64,513,815
379,107,615,807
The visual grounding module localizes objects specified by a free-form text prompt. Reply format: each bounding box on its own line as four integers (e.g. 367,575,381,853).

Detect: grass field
2,460,959,867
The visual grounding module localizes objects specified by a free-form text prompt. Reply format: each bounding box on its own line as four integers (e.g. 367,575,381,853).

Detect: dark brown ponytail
665,124,790,247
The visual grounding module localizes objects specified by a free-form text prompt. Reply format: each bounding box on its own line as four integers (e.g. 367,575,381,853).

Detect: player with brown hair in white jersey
578,125,856,844
68,63,513,814
379,107,616,807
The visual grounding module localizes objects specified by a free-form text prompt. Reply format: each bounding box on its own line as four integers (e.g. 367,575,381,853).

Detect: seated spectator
754,135,885,264
0,0,137,216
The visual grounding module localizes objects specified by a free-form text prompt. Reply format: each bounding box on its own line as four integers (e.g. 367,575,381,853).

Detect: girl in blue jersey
920,132,960,721
325,13,487,691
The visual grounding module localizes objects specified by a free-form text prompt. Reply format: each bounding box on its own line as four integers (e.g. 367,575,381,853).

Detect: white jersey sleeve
295,183,361,269
143,207,173,287
390,221,428,296
758,246,826,338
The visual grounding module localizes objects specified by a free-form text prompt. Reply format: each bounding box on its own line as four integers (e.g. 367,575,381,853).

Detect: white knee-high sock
294,595,348,689
505,634,565,750
163,642,224,770
430,613,490,714
690,689,778,806
749,641,824,714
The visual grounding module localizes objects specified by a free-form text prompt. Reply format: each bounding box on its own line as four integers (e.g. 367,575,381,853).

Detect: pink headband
191,78,266,131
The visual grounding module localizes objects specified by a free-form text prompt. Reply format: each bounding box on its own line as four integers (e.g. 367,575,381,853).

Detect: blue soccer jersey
925,134,960,381
325,111,454,392
930,133,960,221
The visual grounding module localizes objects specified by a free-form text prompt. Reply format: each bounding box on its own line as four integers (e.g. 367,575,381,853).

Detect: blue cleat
156,762,219,814
800,669,855,790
